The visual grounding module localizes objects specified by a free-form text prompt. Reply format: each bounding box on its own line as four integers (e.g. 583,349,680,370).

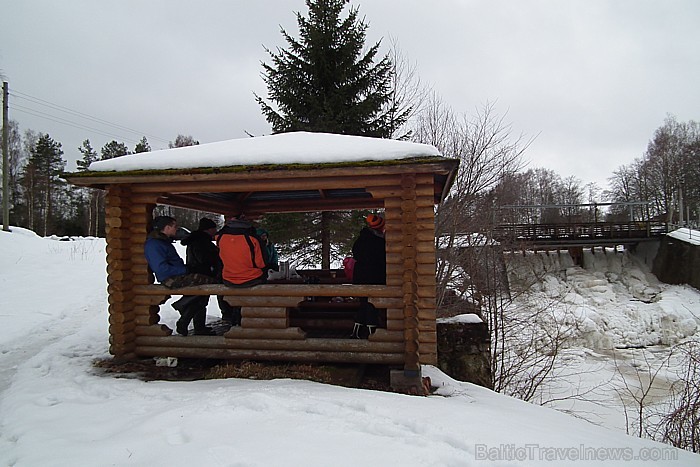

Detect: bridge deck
492,221,668,248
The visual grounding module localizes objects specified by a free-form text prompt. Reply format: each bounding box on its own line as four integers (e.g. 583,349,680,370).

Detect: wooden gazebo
66,132,459,391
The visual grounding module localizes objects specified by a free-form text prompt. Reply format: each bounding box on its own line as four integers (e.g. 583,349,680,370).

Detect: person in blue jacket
144,215,216,336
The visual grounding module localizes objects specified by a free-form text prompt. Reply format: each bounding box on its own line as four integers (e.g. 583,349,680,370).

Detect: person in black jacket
181,217,241,326
351,214,386,285
182,217,220,277
350,214,386,338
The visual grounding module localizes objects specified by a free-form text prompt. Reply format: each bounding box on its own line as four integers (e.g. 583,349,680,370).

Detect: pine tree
77,139,98,171
255,0,402,267
77,140,102,236
134,136,151,154
20,133,65,235
101,140,130,160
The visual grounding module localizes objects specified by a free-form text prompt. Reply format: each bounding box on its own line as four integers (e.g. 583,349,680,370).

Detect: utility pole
2,81,9,232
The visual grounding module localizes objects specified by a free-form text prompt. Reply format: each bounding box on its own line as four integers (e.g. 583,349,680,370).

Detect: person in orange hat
351,213,386,285
350,214,386,338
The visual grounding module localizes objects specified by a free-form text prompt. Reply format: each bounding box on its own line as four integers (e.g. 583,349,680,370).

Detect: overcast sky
1,0,698,190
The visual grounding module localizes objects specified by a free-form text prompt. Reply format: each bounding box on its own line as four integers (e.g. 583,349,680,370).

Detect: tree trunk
44,175,50,236
321,211,331,269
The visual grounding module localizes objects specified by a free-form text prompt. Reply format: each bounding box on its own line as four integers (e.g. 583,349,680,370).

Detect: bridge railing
492,221,668,243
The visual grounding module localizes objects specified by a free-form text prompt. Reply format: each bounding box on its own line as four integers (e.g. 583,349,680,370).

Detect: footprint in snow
165,427,190,445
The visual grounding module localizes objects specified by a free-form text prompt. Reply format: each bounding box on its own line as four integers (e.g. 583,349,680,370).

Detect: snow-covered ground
0,226,698,466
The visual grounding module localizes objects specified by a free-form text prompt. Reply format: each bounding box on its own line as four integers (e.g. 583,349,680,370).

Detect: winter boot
193,326,215,336
176,301,198,336
192,297,214,336
351,322,372,339
175,318,189,336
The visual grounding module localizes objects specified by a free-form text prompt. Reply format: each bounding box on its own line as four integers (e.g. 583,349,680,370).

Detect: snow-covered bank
668,228,700,246
0,229,698,466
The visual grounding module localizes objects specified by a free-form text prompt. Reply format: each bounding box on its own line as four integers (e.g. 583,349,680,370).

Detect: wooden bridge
491,220,668,249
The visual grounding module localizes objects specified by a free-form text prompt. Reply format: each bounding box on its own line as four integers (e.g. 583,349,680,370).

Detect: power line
9,89,171,144
10,104,144,145
10,89,170,143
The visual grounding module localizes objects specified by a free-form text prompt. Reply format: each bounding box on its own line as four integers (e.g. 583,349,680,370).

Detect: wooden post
413,176,437,365
386,173,439,392
105,185,138,358
400,174,421,374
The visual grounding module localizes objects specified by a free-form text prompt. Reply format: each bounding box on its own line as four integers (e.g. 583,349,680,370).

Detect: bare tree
2,120,24,221
169,134,199,148
612,349,672,439
559,175,584,219
605,164,638,220
608,116,700,225
413,97,529,308
653,340,700,453
412,97,584,400
384,37,429,140
608,341,700,453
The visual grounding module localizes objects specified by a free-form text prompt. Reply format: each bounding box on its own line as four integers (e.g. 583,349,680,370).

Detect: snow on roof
87,131,442,172
437,313,484,324
667,227,700,246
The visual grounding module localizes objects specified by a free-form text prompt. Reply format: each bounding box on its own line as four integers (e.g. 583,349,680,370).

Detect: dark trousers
217,296,241,326
163,273,217,331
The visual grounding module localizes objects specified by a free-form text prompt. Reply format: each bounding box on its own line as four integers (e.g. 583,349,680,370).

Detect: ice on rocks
506,248,700,350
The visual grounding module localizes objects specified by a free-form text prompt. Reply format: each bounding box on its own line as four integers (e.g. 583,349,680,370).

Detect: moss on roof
64,156,456,179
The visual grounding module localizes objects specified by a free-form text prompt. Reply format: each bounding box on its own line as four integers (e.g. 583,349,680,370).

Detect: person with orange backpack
217,213,269,288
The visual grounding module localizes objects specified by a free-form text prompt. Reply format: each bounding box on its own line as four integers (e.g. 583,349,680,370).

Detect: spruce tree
256,0,401,137
255,0,401,267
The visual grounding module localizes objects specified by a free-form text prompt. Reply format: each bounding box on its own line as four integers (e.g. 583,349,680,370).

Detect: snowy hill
0,228,698,466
